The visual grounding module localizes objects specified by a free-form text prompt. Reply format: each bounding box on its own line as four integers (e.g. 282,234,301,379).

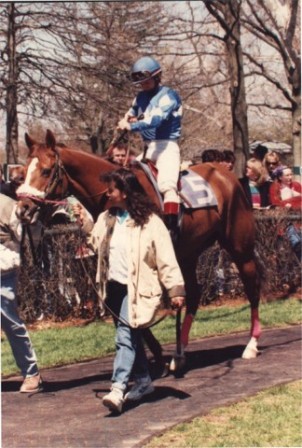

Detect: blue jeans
1,270,39,378
111,292,149,391
286,223,301,248
286,223,301,261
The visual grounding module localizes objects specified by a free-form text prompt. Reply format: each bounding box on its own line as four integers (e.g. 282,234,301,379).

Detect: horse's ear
24,133,35,154
45,129,56,150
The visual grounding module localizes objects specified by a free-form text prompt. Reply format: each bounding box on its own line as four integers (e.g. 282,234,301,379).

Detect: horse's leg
170,257,200,371
229,252,261,359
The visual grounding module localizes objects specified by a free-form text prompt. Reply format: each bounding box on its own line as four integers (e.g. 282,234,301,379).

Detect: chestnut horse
16,130,261,367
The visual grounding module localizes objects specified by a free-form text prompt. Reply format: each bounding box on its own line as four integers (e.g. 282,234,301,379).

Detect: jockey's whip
106,114,144,158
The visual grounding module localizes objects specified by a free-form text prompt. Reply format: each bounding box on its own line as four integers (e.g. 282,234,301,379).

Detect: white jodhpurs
145,140,180,204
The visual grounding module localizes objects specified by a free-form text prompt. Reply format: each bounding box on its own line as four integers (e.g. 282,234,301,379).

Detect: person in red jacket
270,166,301,209
269,166,301,261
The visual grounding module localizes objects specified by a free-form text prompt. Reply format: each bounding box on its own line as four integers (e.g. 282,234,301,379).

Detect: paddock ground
2,325,301,448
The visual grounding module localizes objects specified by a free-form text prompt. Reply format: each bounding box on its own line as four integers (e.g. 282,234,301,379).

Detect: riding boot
164,202,179,245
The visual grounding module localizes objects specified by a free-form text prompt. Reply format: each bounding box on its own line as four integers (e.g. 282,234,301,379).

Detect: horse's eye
41,168,51,177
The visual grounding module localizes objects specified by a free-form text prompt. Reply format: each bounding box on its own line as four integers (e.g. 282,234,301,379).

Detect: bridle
43,152,67,201
18,151,109,208
17,152,69,208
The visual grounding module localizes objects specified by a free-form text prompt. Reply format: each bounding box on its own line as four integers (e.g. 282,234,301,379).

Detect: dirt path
2,325,301,448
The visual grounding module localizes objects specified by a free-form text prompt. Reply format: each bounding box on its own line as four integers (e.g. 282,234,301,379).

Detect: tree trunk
292,100,301,177
224,1,249,177
291,62,301,177
206,0,249,178
5,3,19,163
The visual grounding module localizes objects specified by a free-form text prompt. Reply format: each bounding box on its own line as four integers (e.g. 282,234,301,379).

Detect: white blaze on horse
16,130,262,369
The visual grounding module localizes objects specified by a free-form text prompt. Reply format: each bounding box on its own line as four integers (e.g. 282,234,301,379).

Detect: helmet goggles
131,68,161,85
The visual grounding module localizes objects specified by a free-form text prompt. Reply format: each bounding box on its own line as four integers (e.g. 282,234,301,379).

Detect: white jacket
84,210,185,328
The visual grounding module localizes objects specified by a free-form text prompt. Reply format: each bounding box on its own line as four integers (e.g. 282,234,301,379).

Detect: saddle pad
180,169,218,209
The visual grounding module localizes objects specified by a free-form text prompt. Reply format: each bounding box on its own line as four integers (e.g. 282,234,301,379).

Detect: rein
17,194,68,206
51,152,108,201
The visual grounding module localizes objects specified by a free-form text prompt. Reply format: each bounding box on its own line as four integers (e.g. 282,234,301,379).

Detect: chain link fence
17,210,301,323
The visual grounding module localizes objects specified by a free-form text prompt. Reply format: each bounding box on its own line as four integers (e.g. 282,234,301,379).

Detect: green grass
145,380,302,447
1,297,301,377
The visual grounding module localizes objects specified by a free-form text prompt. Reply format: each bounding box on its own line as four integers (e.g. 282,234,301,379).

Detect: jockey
117,56,182,238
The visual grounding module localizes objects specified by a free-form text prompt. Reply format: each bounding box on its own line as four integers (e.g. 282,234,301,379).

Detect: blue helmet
131,56,162,84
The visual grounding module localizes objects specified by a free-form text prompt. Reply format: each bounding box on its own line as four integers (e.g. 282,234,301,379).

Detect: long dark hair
101,168,161,226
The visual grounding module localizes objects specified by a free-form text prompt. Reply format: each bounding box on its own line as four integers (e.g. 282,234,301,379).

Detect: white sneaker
102,386,124,413
125,377,154,401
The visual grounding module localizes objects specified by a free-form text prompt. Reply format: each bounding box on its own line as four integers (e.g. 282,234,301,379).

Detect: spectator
270,166,301,209
269,166,301,261
38,196,93,281
117,56,182,237
74,168,185,414
105,142,129,166
0,193,43,393
0,164,24,200
252,144,268,162
239,158,271,209
263,151,282,181
201,149,223,163
111,143,128,165
221,150,236,171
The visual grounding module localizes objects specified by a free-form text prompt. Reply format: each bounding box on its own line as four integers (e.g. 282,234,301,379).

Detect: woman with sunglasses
117,56,182,240
263,151,282,181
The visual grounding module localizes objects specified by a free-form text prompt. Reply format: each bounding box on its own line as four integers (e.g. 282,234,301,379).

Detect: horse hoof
242,344,259,359
169,354,186,372
242,336,259,359
242,347,259,359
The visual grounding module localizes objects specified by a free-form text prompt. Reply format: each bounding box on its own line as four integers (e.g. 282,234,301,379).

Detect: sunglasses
267,162,278,166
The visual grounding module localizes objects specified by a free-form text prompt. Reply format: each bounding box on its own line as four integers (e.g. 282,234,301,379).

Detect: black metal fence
17,209,301,323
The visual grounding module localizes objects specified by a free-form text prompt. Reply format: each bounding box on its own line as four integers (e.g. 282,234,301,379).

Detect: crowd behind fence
17,209,301,323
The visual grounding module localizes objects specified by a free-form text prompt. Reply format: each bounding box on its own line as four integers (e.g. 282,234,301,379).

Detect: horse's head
16,129,68,223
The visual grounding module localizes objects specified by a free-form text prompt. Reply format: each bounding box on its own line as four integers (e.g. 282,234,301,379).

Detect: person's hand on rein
117,118,131,131
72,203,86,224
171,296,185,310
